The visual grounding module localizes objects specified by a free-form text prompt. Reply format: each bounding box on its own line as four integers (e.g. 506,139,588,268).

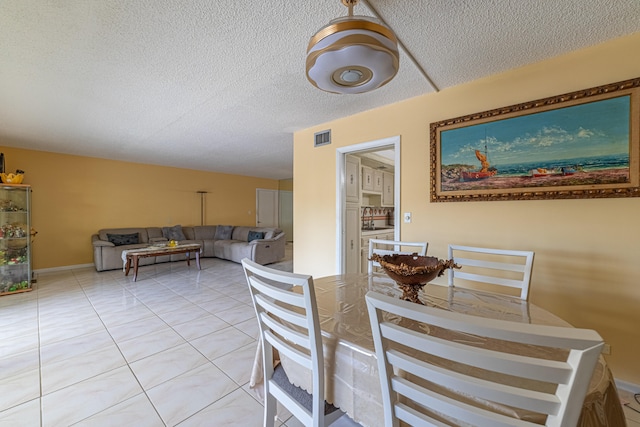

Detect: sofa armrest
92,234,115,247
249,232,286,265
248,232,285,245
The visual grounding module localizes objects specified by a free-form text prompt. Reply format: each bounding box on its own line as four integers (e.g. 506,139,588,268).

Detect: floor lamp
197,191,208,226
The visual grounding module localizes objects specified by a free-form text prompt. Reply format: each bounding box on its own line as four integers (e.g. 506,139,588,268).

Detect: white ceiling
1,1,638,180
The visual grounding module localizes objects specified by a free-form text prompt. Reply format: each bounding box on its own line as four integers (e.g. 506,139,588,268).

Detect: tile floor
0,244,637,426
0,245,359,426
620,389,640,427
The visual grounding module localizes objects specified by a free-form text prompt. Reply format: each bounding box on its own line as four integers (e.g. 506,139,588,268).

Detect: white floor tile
40,329,116,365
105,315,170,343
156,304,214,327
0,365,41,412
39,313,106,345
177,388,264,427
234,317,260,339
146,363,237,426
41,366,143,427
195,295,245,314
171,313,230,340
129,342,209,390
214,304,256,325
72,393,164,427
620,389,640,424
213,342,260,386
41,342,127,394
0,347,39,379
0,330,39,358
0,398,41,427
190,326,255,361
117,327,186,363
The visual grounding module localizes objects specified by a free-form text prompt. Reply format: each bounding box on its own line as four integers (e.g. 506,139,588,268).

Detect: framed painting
430,77,640,202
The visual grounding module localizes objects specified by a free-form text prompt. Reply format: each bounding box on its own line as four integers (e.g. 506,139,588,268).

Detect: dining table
249,272,626,427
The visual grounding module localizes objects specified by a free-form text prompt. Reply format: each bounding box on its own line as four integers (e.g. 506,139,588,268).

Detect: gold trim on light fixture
307,19,398,51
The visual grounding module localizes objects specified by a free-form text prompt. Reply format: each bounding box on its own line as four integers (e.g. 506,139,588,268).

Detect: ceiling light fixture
306,0,399,94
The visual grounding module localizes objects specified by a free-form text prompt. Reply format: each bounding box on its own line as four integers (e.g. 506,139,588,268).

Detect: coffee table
124,243,202,281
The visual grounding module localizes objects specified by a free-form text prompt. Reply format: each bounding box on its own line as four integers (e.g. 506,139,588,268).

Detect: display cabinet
0,184,32,296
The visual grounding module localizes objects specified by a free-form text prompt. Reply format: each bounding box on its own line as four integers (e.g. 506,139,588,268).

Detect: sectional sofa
91,225,285,272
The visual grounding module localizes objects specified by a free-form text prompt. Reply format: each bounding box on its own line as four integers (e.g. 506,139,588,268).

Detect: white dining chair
365,291,604,427
368,239,428,274
448,244,535,300
242,258,344,427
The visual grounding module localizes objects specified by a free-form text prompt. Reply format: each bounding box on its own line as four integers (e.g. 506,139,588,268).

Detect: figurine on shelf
0,223,26,238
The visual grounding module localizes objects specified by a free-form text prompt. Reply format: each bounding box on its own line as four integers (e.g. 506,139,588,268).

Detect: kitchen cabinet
345,203,360,274
361,166,374,191
373,170,383,192
382,171,394,206
345,155,360,203
0,184,32,296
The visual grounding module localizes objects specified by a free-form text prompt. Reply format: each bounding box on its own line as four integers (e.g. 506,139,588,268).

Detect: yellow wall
279,178,293,191
0,145,278,270
293,32,640,384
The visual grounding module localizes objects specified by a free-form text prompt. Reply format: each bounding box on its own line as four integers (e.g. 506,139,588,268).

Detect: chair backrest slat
254,293,308,329
368,239,428,274
386,349,563,415
262,328,313,370
249,275,304,307
259,311,310,350
379,322,574,383
366,291,603,427
448,244,535,300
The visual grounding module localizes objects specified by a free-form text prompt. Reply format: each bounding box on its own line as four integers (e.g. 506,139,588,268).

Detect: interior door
256,189,278,227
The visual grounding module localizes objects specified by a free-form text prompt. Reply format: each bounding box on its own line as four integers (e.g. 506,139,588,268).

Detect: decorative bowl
370,253,460,303
0,173,24,184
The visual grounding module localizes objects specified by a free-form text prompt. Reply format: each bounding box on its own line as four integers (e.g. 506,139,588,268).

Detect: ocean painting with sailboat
436,93,634,196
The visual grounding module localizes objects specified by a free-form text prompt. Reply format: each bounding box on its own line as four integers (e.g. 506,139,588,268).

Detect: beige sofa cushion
193,226,217,240
98,228,149,244
231,226,280,241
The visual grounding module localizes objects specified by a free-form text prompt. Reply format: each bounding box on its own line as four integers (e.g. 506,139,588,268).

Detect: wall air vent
314,129,331,147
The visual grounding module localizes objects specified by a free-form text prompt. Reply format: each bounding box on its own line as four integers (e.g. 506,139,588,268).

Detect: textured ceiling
1,1,638,179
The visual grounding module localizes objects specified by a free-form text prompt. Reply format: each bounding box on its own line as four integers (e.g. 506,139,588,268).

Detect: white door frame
336,136,401,274
279,190,293,242
256,189,279,227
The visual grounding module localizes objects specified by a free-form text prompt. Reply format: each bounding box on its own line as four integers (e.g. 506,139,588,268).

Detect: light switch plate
403,212,412,223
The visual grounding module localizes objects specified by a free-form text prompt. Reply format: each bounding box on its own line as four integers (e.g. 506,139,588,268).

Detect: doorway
256,189,278,228
336,136,400,274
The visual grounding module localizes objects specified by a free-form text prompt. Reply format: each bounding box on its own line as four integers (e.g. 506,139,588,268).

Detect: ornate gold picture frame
430,77,640,202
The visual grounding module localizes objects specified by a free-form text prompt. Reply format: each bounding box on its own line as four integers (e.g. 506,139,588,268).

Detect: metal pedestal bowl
370,253,459,304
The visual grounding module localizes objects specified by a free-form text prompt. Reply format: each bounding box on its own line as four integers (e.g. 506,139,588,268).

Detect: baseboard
616,378,640,394
34,263,94,275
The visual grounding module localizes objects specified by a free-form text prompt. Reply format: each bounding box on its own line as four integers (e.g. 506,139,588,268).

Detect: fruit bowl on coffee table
370,253,460,304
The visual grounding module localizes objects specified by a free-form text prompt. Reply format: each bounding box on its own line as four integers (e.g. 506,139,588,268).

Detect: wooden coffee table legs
184,251,202,270
125,249,201,281
194,251,201,270
125,254,143,281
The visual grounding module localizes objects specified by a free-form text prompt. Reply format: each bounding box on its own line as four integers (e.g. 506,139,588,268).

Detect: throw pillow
214,225,233,240
247,231,265,242
107,233,139,246
162,225,186,241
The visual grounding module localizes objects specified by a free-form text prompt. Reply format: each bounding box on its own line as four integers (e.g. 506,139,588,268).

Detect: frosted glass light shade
306,16,399,94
